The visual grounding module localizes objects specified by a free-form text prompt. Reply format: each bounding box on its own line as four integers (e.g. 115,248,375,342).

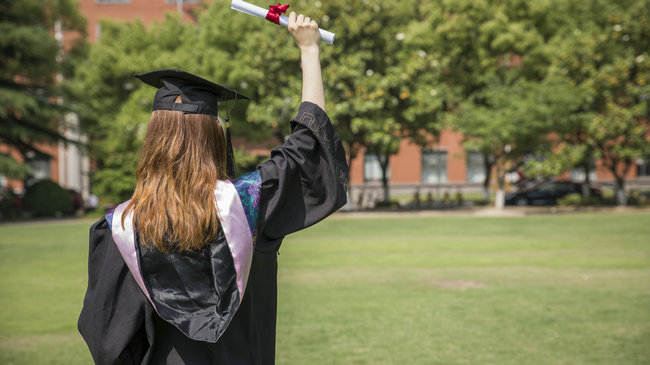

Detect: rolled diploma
231,0,335,44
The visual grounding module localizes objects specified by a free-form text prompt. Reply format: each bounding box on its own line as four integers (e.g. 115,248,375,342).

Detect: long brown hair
122,108,227,252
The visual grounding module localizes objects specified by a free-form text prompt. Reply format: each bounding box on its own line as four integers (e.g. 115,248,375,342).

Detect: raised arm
251,13,348,253
288,11,325,111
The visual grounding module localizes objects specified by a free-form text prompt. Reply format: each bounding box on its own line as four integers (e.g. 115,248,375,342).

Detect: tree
243,0,442,204
329,0,444,203
427,0,562,207
72,0,442,205
541,0,650,205
70,1,289,202
71,16,205,202
0,0,86,179
69,0,300,202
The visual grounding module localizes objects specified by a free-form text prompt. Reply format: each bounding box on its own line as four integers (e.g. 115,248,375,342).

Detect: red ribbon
266,3,290,25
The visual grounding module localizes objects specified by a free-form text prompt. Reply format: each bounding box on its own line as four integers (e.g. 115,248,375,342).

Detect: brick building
351,127,650,205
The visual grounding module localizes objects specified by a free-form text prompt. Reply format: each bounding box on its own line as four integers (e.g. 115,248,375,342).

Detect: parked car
505,180,602,206
67,189,84,213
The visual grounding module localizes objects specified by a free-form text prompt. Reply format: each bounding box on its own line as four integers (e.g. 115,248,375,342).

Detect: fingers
289,12,317,28
288,12,320,47
288,11,297,31
303,17,318,29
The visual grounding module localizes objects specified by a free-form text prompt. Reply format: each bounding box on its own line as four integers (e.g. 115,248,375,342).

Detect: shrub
23,179,73,217
558,193,604,207
375,200,400,209
627,190,650,206
558,193,583,206
0,189,21,219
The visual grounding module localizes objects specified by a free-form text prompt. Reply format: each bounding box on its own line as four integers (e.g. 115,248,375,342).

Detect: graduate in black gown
78,13,348,365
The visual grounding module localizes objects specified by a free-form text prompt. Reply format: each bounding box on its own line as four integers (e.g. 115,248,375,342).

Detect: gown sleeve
256,101,349,252
78,217,155,365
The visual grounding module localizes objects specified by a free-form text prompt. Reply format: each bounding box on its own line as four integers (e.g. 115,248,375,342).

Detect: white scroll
231,0,335,45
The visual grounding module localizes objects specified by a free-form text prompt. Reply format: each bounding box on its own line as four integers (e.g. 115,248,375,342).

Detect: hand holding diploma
289,12,325,111
231,0,335,44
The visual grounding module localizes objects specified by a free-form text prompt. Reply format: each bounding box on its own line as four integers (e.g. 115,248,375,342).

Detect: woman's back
78,13,348,365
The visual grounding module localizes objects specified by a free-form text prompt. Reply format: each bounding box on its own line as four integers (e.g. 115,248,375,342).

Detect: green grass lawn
1,212,649,364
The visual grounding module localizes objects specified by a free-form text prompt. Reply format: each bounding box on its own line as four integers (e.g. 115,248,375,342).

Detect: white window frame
421,149,448,183
364,153,389,183
637,158,650,177
466,150,486,183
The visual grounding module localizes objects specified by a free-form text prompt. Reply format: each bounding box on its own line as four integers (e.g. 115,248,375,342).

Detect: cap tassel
224,93,238,178
225,118,236,178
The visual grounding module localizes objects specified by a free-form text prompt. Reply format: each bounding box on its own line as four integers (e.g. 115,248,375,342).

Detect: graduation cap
134,69,250,177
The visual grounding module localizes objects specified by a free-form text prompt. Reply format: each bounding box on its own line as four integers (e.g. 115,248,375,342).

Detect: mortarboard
134,69,250,177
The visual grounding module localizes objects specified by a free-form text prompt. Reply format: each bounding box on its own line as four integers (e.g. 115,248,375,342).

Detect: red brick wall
78,0,205,42
350,128,468,185
595,159,638,181
390,138,421,183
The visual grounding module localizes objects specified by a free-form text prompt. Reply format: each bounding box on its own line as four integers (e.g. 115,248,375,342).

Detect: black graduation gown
78,102,348,365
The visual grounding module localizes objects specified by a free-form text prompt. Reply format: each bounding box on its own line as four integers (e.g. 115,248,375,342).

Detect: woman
78,13,348,364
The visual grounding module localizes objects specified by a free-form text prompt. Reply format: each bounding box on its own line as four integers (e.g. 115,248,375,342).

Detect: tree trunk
615,176,627,206
495,189,505,209
582,163,591,199
345,155,355,211
344,141,357,211
482,154,493,203
607,160,630,206
379,154,390,203
494,161,505,209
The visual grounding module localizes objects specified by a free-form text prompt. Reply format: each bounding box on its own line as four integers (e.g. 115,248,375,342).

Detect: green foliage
215,0,443,202
543,0,650,204
0,188,20,220
311,0,443,201
0,0,87,171
557,193,604,207
232,147,266,174
627,190,650,207
423,0,568,207
70,0,650,207
69,3,278,202
72,0,442,203
0,154,30,179
432,0,650,207
69,16,200,202
22,179,73,217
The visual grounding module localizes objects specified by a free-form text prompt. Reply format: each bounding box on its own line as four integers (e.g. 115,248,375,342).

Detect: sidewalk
2,206,648,225
334,205,650,218
0,217,97,226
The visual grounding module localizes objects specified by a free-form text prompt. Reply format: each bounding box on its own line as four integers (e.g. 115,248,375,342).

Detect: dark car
505,180,602,206
67,189,84,213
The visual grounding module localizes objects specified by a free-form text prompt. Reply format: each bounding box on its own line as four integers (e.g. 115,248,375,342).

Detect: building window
466,151,485,183
637,158,650,177
570,164,597,182
364,153,389,183
26,157,51,186
96,0,131,4
422,149,447,183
